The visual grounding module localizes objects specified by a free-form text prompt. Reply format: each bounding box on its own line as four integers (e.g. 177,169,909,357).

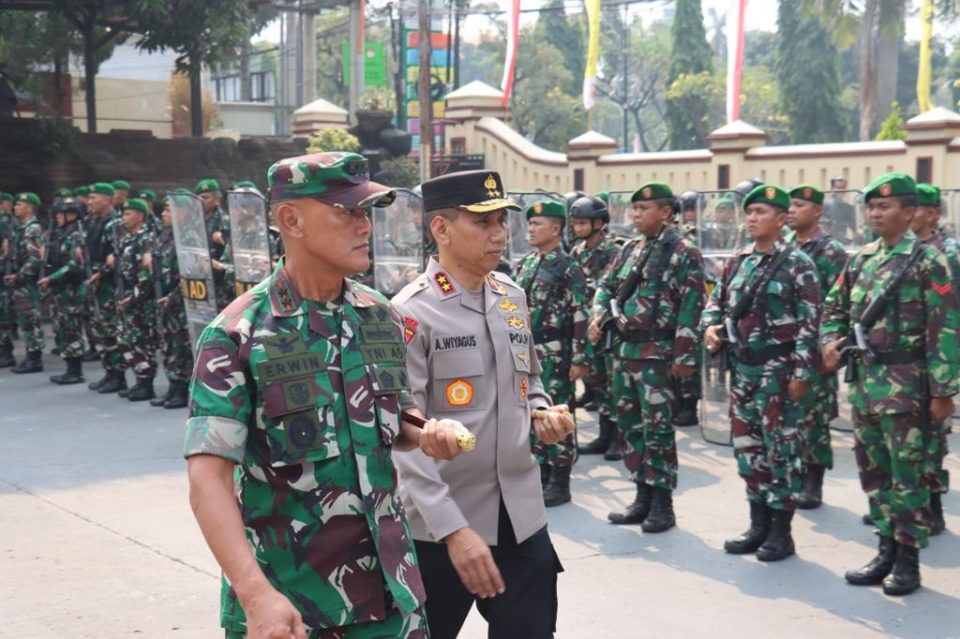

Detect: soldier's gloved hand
533,405,575,445
704,325,723,353
587,317,603,344
419,418,465,461
241,584,307,639
821,339,843,374
930,396,955,422
788,379,811,402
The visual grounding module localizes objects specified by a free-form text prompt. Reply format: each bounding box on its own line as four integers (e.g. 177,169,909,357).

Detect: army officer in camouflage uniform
184,151,465,638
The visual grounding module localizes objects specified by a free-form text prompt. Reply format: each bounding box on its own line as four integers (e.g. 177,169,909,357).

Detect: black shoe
118,386,131,398
150,386,172,407
882,545,921,596
673,398,699,427
50,346,59,356
163,381,188,409
845,535,897,586
724,501,770,554
604,423,623,461
81,349,100,363
861,513,873,526
97,371,127,394
12,350,42,374
50,357,84,385
0,348,14,368
931,493,945,536
543,465,572,507
641,487,676,533
756,509,796,561
797,465,826,510
89,371,110,391
578,416,613,455
608,483,650,525
127,378,155,402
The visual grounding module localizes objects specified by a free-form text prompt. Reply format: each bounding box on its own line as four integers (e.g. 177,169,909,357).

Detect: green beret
112,179,131,191
630,181,673,203
743,184,790,211
715,196,736,209
525,199,566,221
789,184,824,205
268,152,394,207
232,179,258,190
0,192,13,202
174,187,192,194
16,192,41,206
91,182,116,197
916,183,941,207
55,188,73,198
594,191,610,205
864,172,916,202
195,178,220,195
122,198,149,215
73,185,90,197
138,189,157,202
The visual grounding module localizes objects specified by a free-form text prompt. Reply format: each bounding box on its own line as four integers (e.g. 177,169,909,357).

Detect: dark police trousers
414,499,562,639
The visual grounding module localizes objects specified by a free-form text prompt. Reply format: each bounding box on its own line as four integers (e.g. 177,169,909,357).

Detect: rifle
110,220,128,333
2,224,12,318
152,245,166,337
75,215,100,315
598,229,665,351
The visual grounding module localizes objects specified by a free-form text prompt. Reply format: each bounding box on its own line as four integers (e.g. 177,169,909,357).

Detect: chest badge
506,315,525,330
498,298,518,313
445,379,474,407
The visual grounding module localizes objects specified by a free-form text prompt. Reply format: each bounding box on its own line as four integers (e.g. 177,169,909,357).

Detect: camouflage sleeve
820,258,853,346
923,250,960,398
791,256,821,383
49,235,81,283
672,246,706,368
131,238,153,303
700,255,733,329
385,304,417,411
821,239,848,293
17,224,45,281
590,242,625,318
183,325,251,463
569,262,588,366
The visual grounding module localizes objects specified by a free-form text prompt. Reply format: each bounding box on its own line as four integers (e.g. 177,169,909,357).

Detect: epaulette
350,280,390,306
391,273,431,305
489,269,521,292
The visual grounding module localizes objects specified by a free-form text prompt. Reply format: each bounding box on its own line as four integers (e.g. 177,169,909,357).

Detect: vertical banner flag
917,0,934,113
725,0,746,123
583,0,601,110
501,0,521,106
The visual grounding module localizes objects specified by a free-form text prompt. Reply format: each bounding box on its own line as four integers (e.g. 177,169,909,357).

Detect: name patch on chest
434,335,478,351
257,353,327,383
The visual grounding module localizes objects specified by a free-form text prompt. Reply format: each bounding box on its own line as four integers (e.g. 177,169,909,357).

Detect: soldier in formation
3,192,46,373
195,178,234,311
0,191,17,368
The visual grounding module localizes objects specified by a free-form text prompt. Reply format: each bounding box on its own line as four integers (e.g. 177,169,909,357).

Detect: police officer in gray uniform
392,170,575,639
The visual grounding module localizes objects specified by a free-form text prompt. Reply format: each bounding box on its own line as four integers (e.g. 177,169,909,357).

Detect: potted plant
355,87,396,137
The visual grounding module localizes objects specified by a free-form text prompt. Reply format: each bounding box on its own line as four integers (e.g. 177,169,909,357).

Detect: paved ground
1,356,958,638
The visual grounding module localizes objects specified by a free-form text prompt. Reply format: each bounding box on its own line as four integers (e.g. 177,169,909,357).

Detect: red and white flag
500,0,521,106
726,0,747,122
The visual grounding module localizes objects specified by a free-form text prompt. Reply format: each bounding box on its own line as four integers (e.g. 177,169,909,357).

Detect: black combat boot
12,350,42,373
861,513,873,525
608,482,650,525
673,397,699,427
930,493,945,536
724,501,770,554
574,388,595,409
882,545,921,596
641,488,676,533
50,357,84,385
797,465,826,510
127,377,155,402
543,465,572,507
150,384,173,407
97,370,127,394
89,369,110,391
0,345,14,368
164,381,189,409
604,422,623,461
845,535,897,586
578,415,613,455
81,348,100,363
756,509,796,562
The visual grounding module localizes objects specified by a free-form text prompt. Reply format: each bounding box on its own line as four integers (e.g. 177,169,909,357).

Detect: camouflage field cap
743,184,790,211
122,198,150,215
16,192,41,206
268,152,395,207
138,189,157,202
73,185,90,197
195,178,221,195
91,182,116,197
0,192,13,202
864,172,916,202
917,183,941,207
421,170,519,213
525,199,566,221
789,184,824,205
112,179,131,191
630,181,673,203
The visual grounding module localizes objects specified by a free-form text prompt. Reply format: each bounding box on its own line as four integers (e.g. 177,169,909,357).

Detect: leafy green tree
776,1,846,143
536,0,584,98
875,100,907,141
665,0,713,149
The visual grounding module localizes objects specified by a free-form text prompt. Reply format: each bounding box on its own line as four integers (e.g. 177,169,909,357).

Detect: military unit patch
403,316,419,343
642,187,652,198
445,378,474,407
434,272,456,295
803,187,813,198
765,186,776,200
879,183,893,197
933,281,953,296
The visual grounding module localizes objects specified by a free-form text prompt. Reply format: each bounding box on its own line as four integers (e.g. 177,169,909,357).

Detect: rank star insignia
506,315,525,330
879,183,892,197
484,174,501,198
434,272,456,295
765,187,776,200
498,298,519,313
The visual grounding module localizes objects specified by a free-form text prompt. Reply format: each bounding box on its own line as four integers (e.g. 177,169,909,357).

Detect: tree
875,100,907,140
665,0,713,149
136,0,252,137
776,1,846,143
536,0,584,99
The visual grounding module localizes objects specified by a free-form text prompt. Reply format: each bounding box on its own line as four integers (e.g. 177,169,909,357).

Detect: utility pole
418,0,433,181
621,2,629,151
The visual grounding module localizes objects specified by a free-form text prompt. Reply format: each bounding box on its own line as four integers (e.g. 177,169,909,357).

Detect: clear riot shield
696,190,745,446
821,189,866,250
606,191,634,241
168,191,219,354
505,191,564,267
942,189,960,241
226,189,272,298
370,188,423,297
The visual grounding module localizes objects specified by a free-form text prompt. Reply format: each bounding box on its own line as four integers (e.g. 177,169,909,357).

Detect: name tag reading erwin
257,353,327,383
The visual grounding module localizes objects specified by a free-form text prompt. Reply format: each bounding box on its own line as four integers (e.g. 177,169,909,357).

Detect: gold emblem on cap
765,187,776,200
484,174,501,198
879,183,892,197
803,187,812,198
533,202,543,213
642,187,652,198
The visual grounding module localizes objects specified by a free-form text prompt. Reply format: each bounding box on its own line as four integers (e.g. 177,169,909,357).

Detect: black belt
618,327,675,343
533,328,562,343
731,341,795,365
871,348,924,365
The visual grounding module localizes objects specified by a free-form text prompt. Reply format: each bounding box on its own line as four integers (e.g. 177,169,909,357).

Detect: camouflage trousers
923,421,951,496
225,606,427,639
214,269,234,312
11,284,44,353
583,347,617,419
729,361,807,511
52,283,86,359
532,351,576,468
118,302,157,380
800,376,838,470
614,358,677,490
0,287,16,349
159,300,194,382
853,407,932,549
90,281,126,373
673,344,703,404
